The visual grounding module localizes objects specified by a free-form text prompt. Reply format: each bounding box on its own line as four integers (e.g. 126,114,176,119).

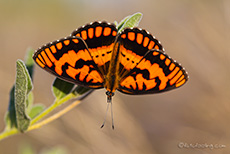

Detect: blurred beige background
0,0,230,154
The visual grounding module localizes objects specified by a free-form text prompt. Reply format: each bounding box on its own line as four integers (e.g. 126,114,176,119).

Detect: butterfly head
106,91,114,103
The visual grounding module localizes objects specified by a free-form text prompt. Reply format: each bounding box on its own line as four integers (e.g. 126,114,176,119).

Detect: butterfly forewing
33,36,104,88
117,28,163,80
118,49,188,94
71,21,117,76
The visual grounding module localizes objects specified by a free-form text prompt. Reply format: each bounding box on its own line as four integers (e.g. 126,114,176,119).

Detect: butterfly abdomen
104,39,121,93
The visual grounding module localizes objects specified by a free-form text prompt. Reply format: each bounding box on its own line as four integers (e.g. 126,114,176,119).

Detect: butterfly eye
106,91,114,97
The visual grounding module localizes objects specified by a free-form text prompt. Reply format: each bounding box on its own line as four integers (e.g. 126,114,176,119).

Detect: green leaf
117,15,131,31
6,86,17,128
72,86,92,100
15,59,33,132
117,12,143,33
5,50,35,130
24,48,35,79
52,78,75,100
4,112,13,130
28,104,45,119
73,86,90,95
113,20,118,27
26,92,34,113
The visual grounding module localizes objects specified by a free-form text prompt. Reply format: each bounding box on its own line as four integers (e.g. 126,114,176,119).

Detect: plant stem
30,92,76,125
0,128,18,141
28,100,81,131
0,92,79,141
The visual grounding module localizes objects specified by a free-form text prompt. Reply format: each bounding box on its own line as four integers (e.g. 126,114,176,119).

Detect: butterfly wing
33,36,104,89
118,49,188,94
117,28,188,94
71,21,117,76
117,28,163,80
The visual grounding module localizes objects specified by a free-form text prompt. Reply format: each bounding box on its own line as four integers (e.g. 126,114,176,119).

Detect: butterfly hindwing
33,36,104,89
71,21,117,75
118,49,188,94
117,28,163,79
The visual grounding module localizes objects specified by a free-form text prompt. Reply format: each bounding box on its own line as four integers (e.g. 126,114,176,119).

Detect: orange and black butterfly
33,21,188,127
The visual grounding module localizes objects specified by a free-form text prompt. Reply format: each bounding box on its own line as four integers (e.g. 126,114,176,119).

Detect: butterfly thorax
104,40,121,102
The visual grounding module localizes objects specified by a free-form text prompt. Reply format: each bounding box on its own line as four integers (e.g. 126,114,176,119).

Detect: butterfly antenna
101,102,110,128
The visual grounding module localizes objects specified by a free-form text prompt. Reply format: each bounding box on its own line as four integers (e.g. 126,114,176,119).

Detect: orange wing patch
89,43,114,66
120,59,168,91
81,30,87,40
88,28,94,39
118,49,188,94
35,57,45,68
136,33,143,44
71,21,117,75
56,42,62,50
118,28,163,80
135,59,168,90
119,45,143,71
143,37,149,47
33,36,104,88
148,41,155,50
103,27,112,36
128,32,135,41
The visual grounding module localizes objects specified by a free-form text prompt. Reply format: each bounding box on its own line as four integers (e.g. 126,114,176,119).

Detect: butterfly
33,21,188,128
